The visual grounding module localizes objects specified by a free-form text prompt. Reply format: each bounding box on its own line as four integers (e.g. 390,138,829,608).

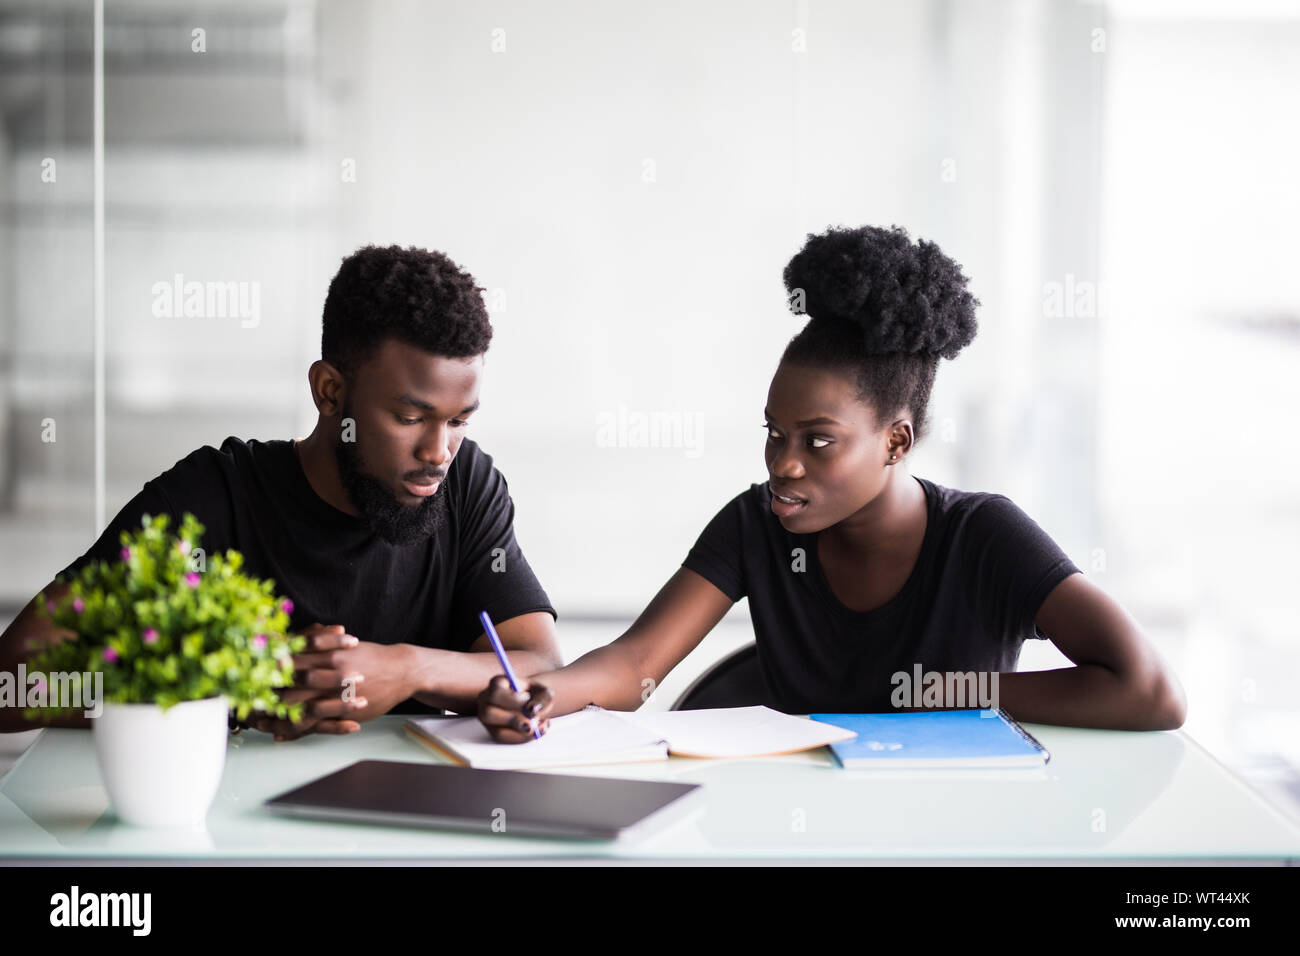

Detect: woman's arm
994,572,1187,730
477,567,735,741
405,611,564,714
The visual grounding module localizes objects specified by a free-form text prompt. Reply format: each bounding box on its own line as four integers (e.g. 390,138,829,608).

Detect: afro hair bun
783,224,979,361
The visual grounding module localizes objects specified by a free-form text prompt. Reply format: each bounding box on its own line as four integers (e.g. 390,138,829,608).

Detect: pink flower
120,547,131,562
143,628,159,645
103,646,119,664
281,599,294,615
185,572,201,588
45,599,56,613
252,634,267,650
178,539,191,556
72,597,84,614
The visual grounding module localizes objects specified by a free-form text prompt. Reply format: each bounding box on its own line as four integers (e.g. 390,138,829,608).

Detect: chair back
670,642,765,710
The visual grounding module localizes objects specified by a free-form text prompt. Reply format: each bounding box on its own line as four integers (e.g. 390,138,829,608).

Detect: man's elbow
533,646,564,673
511,643,562,674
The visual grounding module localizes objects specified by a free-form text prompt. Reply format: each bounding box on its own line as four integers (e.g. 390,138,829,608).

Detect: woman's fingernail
344,636,358,646
354,698,368,707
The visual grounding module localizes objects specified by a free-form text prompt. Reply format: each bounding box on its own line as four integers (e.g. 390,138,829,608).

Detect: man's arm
1,473,185,733
406,610,562,715
0,581,89,732
246,611,562,735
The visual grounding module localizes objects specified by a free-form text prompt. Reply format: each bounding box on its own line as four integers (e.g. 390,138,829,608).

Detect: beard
333,427,449,546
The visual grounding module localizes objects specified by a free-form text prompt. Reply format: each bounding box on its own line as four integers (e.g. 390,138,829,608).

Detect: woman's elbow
1159,676,1188,730
1142,669,1188,731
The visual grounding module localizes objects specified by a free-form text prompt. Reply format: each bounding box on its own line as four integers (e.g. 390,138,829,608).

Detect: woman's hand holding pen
477,674,554,743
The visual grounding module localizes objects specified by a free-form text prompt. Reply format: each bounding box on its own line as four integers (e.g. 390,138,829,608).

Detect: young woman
479,225,1186,740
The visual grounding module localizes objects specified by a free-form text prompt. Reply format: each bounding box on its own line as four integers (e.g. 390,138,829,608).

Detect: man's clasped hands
248,623,415,741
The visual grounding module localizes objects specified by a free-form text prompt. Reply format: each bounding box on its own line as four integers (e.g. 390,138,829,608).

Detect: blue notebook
809,709,1050,769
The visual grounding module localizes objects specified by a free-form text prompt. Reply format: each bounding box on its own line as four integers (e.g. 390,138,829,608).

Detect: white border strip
92,0,105,532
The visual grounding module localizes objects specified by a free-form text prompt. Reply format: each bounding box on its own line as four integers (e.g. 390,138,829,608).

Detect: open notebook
405,705,858,770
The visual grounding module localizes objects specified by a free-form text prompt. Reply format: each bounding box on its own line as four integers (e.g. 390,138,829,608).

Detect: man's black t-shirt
681,475,1081,714
58,437,556,710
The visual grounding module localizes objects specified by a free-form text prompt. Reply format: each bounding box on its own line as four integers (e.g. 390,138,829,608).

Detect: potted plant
27,512,305,827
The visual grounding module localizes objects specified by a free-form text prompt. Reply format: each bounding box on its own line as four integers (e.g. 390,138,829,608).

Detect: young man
0,245,561,738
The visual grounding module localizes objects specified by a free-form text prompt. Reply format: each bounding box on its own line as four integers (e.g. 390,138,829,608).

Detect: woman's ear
885,418,915,464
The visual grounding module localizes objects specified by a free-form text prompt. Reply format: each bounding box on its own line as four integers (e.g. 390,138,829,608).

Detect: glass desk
2,715,1298,863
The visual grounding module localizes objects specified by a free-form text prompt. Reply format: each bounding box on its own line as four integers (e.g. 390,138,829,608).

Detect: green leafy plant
29,512,305,722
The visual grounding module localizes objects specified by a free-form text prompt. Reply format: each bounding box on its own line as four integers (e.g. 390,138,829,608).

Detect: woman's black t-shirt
681,475,1081,714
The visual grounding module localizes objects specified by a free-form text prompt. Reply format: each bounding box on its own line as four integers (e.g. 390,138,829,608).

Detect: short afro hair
321,245,492,378
781,224,979,443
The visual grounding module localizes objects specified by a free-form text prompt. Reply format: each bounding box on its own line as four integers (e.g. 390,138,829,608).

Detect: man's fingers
311,719,361,735
301,625,359,652
275,686,330,705
255,717,316,741
296,668,362,691
292,649,355,672
306,696,369,719
255,717,311,735
25,626,79,652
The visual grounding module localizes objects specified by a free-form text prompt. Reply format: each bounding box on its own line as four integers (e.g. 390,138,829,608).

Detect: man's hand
290,638,417,725
252,624,418,741
252,623,369,741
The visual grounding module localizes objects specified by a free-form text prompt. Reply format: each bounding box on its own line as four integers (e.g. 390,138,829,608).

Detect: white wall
328,0,1098,613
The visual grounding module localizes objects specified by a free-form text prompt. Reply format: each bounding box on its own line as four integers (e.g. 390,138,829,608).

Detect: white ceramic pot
92,696,229,827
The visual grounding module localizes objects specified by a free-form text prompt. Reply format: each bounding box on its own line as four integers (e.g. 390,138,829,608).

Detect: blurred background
1,0,1297,820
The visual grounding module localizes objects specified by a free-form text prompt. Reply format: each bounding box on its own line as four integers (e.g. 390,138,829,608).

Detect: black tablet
264,759,703,841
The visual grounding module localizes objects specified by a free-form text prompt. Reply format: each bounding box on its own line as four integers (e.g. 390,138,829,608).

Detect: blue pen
479,610,541,740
